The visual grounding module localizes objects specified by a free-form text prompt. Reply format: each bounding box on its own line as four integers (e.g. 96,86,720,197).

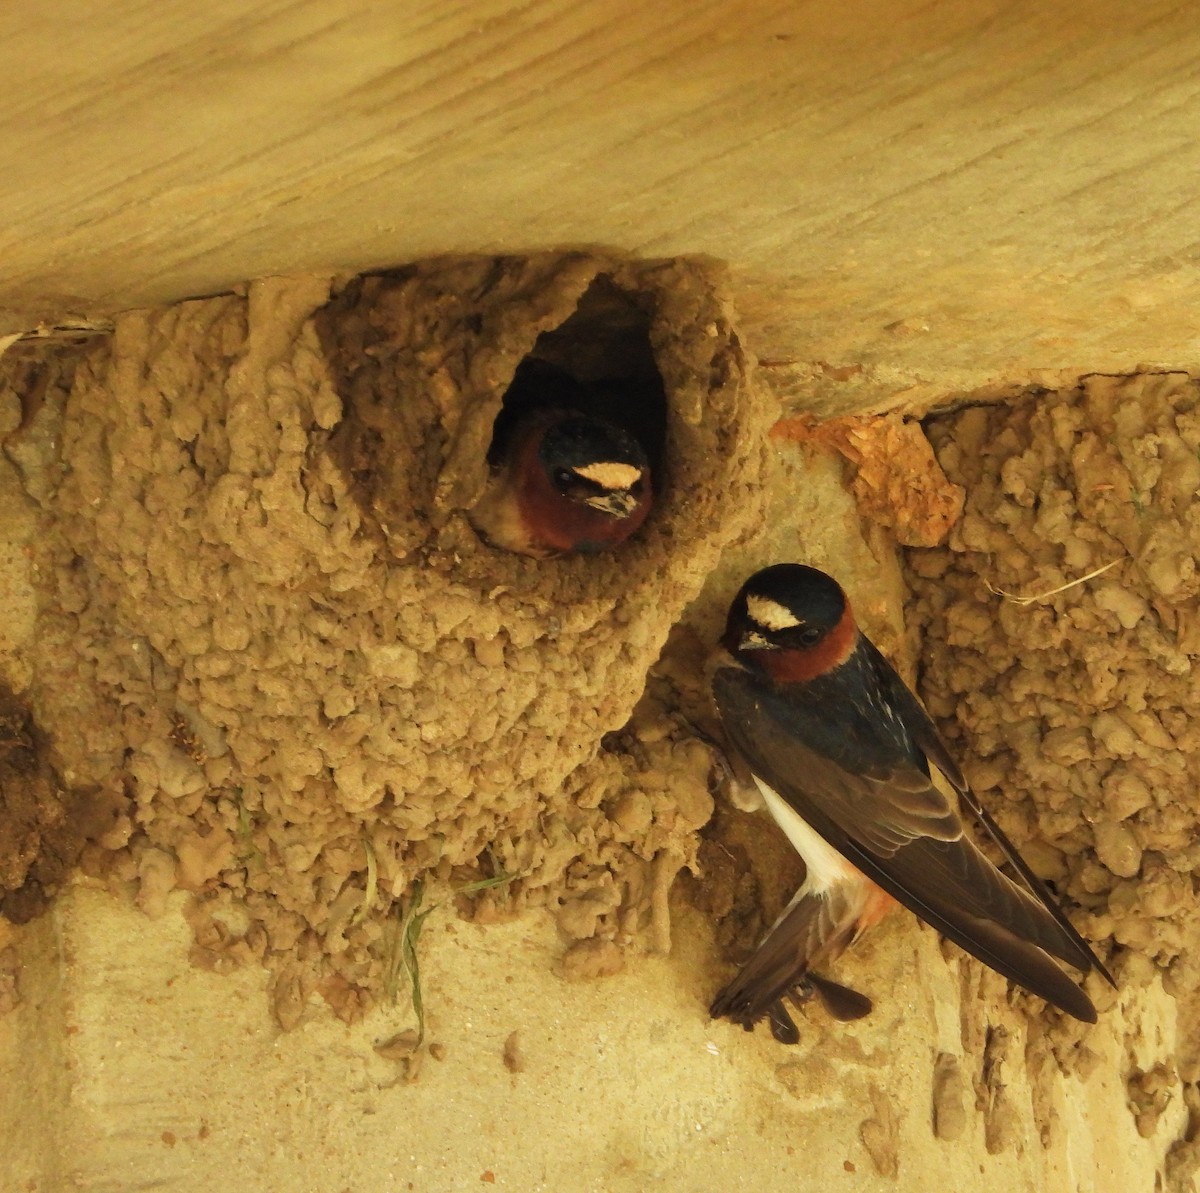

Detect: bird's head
721,564,857,682
521,414,652,552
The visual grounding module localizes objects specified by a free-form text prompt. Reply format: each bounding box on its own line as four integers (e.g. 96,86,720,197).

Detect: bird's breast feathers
754,777,865,893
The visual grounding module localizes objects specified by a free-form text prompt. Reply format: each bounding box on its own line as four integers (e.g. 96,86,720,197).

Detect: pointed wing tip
1060,993,1098,1024
708,985,747,1024
1062,934,1115,991
1058,950,1115,1020
1040,974,1098,1023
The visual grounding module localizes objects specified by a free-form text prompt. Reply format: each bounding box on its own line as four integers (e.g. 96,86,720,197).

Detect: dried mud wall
0,263,1195,1192
909,373,1200,1188
7,254,774,1023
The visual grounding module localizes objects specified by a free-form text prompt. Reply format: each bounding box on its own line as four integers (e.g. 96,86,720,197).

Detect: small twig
455,844,520,896
0,320,113,362
381,865,522,1041
384,880,435,1044
233,793,264,866
455,872,517,896
985,557,1125,606
17,319,113,341
349,838,379,926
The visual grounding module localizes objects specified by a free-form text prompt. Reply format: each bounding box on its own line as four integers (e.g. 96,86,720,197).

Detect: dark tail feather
767,1002,800,1044
710,888,862,1038
801,973,873,1021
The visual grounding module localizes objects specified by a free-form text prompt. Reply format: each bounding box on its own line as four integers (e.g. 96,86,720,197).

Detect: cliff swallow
709,563,1112,1043
470,403,652,558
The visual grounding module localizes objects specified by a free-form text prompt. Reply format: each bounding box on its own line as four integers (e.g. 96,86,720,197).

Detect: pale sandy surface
4,0,1200,412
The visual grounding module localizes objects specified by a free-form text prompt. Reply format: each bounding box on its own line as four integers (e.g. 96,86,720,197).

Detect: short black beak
585,490,639,519
739,632,775,651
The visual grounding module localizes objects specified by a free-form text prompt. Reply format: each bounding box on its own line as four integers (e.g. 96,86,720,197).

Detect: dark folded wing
868,641,1113,985
713,666,1099,1021
864,637,967,792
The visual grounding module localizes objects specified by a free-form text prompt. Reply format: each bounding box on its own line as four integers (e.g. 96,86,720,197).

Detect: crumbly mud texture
0,680,121,924
8,254,775,1025
907,373,1200,1072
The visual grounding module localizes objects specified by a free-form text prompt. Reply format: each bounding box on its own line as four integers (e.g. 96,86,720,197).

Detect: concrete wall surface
3,0,1200,407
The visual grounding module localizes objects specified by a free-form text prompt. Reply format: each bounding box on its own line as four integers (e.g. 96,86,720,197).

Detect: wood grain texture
2,0,1200,408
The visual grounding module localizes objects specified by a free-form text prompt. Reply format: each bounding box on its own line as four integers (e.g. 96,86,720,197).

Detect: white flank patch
573,461,642,490
745,594,802,631
754,777,860,892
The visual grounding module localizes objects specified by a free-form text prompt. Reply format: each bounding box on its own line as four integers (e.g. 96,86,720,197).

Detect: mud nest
8,253,775,1025
907,373,1200,1065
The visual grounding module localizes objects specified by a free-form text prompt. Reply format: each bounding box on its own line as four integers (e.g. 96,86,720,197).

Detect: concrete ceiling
4,0,1200,409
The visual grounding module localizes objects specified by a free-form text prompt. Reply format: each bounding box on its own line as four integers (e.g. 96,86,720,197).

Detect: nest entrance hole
485,275,668,479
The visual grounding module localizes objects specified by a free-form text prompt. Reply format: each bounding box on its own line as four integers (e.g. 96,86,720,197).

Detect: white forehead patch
746,594,803,632
573,461,642,490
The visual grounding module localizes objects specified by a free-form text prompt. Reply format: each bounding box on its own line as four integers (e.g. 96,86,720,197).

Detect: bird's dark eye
798,627,820,646
552,467,574,488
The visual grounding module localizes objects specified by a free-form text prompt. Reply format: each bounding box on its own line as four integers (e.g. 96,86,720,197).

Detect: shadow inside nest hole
484,274,669,484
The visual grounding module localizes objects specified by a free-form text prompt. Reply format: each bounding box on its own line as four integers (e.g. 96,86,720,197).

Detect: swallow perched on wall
470,401,653,559
708,563,1113,1044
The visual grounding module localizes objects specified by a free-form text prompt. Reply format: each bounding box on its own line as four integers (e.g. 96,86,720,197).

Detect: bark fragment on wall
772,412,965,547
6,254,775,1026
